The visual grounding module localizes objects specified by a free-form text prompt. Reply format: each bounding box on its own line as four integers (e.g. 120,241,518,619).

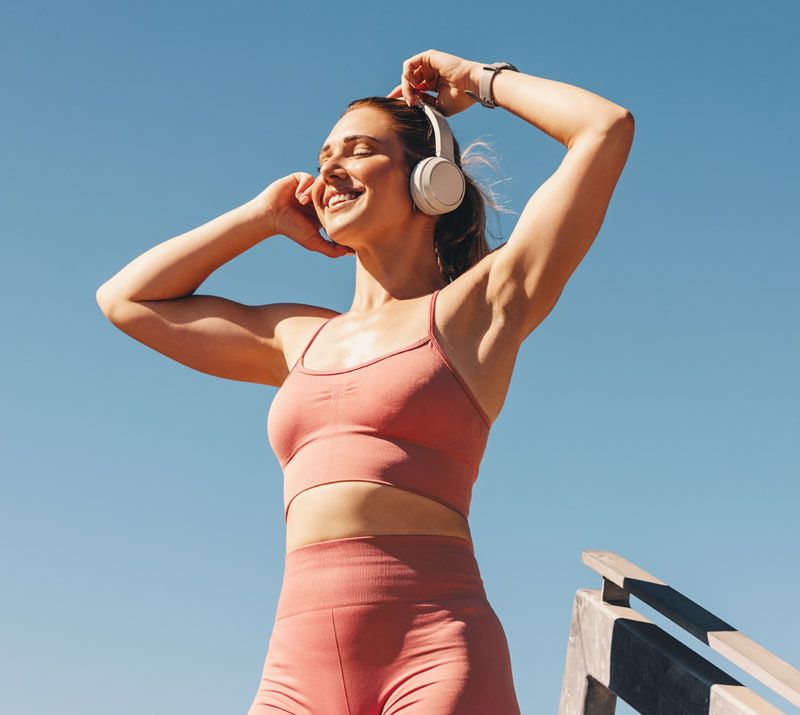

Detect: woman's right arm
96,175,344,387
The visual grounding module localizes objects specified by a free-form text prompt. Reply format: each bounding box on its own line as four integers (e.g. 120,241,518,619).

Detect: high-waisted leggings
247,534,521,715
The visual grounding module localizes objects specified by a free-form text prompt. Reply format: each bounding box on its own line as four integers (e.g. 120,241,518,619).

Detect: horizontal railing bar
581,550,800,709
559,589,785,715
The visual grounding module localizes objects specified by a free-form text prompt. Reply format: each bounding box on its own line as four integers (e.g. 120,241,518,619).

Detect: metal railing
557,551,800,714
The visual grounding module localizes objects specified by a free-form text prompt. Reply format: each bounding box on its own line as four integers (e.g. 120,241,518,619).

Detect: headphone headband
419,103,456,163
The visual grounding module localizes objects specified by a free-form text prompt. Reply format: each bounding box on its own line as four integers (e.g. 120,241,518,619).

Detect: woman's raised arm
388,51,634,343
482,67,635,341
96,200,271,307
96,174,348,386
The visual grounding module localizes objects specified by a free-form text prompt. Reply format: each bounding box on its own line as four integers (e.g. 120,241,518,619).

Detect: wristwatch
465,62,519,109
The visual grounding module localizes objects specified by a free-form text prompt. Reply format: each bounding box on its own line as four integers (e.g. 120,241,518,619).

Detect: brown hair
343,96,514,283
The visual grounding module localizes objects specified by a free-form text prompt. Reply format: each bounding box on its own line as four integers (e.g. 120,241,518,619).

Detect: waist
275,534,486,620
284,481,473,553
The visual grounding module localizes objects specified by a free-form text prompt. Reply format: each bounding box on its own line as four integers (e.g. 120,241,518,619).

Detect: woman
96,49,634,714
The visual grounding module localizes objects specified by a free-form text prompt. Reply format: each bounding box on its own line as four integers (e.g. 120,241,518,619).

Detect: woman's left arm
480,66,635,341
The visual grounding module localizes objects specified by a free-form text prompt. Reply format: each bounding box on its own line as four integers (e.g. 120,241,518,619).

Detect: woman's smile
326,192,365,212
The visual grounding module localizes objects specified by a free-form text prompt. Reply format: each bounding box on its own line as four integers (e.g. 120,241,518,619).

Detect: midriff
285,480,474,554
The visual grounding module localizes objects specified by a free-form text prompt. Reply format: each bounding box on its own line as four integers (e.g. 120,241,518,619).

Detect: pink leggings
247,534,521,714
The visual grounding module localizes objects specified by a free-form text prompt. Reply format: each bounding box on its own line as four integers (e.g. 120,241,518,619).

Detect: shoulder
271,303,341,375
272,302,341,342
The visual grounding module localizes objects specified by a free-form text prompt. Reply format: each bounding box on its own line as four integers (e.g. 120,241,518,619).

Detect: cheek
374,165,410,194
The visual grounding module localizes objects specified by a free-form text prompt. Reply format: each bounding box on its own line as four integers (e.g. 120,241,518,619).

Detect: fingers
294,172,316,205
291,208,354,259
315,235,355,258
401,51,434,106
297,220,351,259
386,84,404,100
317,240,353,258
414,89,436,107
401,56,420,105
387,83,432,108
327,240,356,258
283,172,352,258
392,77,414,106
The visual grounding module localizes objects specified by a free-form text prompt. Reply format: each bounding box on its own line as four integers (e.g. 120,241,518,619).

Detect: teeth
328,192,361,208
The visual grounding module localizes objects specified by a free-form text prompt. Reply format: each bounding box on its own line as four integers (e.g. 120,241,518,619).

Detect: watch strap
465,62,519,109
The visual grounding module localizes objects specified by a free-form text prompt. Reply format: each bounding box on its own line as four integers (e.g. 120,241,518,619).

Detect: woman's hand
252,173,354,258
385,49,481,118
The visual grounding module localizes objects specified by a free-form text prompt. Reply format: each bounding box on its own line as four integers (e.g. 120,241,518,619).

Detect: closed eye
316,151,372,173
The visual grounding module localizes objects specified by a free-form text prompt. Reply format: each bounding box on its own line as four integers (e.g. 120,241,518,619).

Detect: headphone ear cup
410,157,466,215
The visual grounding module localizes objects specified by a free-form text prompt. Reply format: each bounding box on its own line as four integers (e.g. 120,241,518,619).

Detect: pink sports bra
267,288,492,522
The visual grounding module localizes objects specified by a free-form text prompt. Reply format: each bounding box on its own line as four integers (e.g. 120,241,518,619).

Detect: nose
317,159,352,204
319,157,347,182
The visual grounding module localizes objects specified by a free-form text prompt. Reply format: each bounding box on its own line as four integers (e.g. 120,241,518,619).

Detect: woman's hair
342,96,515,283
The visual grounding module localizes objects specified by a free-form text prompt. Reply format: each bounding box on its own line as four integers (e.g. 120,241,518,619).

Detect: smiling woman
96,47,633,715
304,95,513,284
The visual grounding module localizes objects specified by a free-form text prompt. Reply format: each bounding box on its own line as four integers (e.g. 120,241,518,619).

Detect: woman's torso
278,280,521,554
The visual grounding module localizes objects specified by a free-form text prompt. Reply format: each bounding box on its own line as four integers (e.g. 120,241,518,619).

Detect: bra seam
277,292,493,427
293,290,440,375
283,429,478,474
297,335,431,375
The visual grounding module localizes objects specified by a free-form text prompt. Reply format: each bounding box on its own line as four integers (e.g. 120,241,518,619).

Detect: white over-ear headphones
409,103,466,216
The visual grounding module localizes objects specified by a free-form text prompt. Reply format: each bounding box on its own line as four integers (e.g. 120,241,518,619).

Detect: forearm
469,64,631,148
97,199,273,305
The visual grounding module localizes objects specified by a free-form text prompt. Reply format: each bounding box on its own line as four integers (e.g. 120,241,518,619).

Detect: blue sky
2,1,798,713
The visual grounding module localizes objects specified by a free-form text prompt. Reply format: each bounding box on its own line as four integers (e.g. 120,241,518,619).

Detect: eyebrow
318,134,383,160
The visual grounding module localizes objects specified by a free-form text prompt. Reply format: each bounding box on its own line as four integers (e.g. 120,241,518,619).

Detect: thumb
310,233,354,258
293,215,353,258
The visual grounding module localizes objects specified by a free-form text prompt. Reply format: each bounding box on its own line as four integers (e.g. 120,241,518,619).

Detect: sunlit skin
283,104,474,553
306,104,446,309
95,50,633,558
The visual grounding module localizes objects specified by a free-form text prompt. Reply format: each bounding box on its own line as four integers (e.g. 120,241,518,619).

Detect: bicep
99,294,303,386
491,115,635,339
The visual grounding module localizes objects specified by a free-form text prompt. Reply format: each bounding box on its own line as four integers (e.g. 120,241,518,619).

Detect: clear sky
2,1,798,713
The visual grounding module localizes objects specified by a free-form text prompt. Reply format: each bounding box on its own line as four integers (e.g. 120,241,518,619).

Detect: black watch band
465,62,519,109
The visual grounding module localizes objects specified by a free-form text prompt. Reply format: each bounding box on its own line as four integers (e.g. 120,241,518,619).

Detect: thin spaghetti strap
299,314,339,362
428,288,441,340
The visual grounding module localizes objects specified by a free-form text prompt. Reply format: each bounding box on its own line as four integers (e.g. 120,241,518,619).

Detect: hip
276,532,485,620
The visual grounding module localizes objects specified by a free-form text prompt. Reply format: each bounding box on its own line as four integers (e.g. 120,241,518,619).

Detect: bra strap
299,314,339,361
428,288,441,340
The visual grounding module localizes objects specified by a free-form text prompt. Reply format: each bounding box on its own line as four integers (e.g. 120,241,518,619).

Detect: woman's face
312,106,416,247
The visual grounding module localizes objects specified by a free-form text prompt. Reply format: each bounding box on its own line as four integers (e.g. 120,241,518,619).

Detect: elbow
96,283,114,315
96,283,128,322
612,109,635,133
604,110,635,151
574,110,634,149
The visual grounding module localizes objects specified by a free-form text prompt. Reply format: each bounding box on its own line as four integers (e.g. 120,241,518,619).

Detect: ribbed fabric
267,289,491,522
247,534,522,715
275,533,485,620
